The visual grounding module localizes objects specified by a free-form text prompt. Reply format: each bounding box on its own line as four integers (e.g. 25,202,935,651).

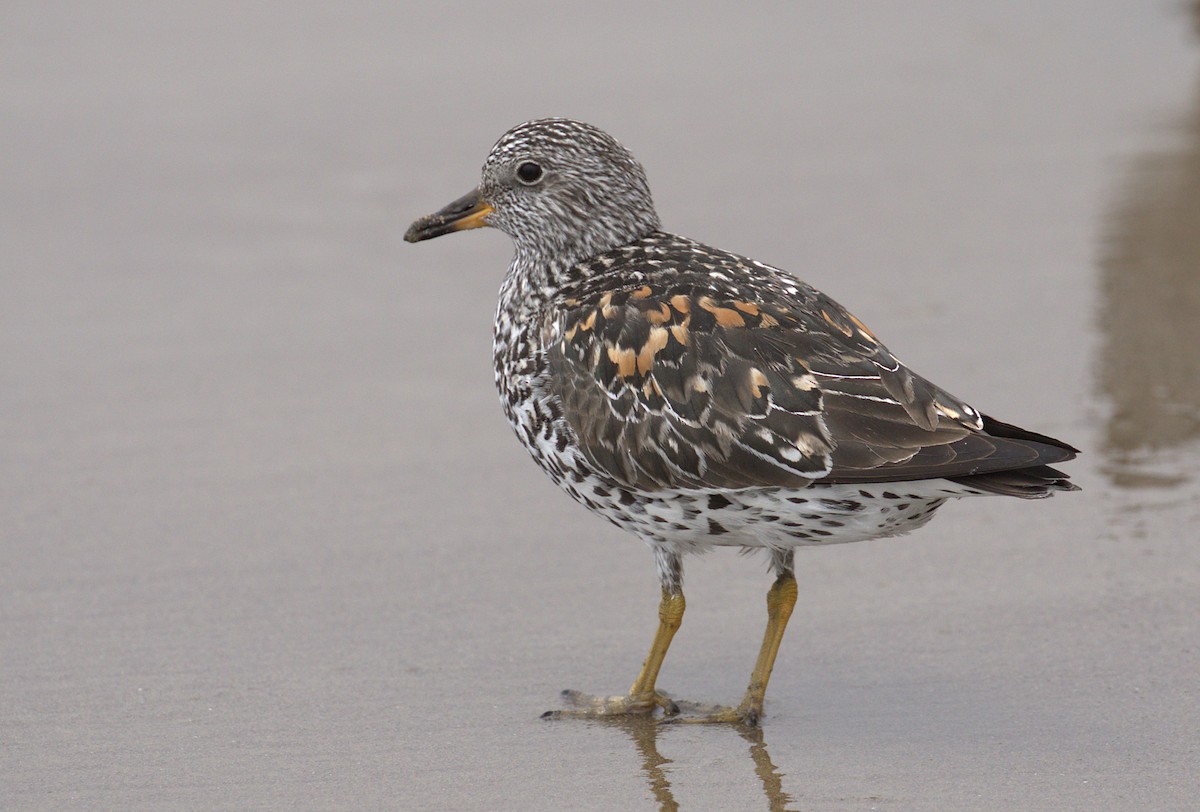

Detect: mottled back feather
544,233,1059,493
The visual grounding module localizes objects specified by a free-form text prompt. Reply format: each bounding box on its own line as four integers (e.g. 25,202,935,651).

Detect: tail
948,415,1080,498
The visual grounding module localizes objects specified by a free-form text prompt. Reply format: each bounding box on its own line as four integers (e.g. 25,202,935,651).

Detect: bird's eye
516,161,544,185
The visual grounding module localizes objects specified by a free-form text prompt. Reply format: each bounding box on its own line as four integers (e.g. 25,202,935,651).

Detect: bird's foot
663,698,764,727
541,688,680,719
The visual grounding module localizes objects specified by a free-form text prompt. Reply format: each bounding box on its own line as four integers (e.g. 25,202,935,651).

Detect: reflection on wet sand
1097,4,1200,488
599,717,798,812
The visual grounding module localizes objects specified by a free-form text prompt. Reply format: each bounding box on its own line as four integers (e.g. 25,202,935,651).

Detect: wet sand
3,2,1199,809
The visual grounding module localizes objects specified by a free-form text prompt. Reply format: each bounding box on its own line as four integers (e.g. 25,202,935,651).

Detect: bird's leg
736,565,798,723
544,549,685,719
546,587,684,718
676,550,797,726
628,586,686,701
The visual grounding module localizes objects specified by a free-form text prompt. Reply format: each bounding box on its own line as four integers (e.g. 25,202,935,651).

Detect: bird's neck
505,207,662,291
496,246,587,324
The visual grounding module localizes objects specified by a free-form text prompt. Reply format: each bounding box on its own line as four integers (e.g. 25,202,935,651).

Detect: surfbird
404,118,1079,725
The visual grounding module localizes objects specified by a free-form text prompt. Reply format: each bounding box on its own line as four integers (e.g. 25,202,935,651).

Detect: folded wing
546,267,1076,496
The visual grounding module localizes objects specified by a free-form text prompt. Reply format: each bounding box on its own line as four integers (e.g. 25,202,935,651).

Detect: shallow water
3,2,1199,809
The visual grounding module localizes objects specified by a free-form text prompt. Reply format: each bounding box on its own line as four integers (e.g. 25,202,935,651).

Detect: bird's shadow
585,716,799,812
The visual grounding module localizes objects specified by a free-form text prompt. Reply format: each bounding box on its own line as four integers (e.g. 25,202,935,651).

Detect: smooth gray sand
3,2,1199,809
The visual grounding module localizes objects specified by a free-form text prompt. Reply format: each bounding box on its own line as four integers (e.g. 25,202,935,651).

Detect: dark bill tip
404,188,493,243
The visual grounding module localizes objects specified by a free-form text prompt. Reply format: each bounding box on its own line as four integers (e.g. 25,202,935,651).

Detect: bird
404,118,1078,726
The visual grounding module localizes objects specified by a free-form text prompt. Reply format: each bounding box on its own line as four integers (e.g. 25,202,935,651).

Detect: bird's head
405,118,661,264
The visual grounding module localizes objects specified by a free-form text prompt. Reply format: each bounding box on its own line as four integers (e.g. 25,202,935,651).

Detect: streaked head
405,118,660,262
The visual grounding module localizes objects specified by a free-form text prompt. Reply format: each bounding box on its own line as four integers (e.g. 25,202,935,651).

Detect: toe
545,688,683,718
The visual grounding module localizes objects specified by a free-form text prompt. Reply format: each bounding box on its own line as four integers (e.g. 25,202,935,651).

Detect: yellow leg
740,572,798,720
544,588,685,719
629,587,685,698
676,571,797,726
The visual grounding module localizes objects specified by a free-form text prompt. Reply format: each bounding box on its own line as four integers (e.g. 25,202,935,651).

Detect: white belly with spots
591,479,983,554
